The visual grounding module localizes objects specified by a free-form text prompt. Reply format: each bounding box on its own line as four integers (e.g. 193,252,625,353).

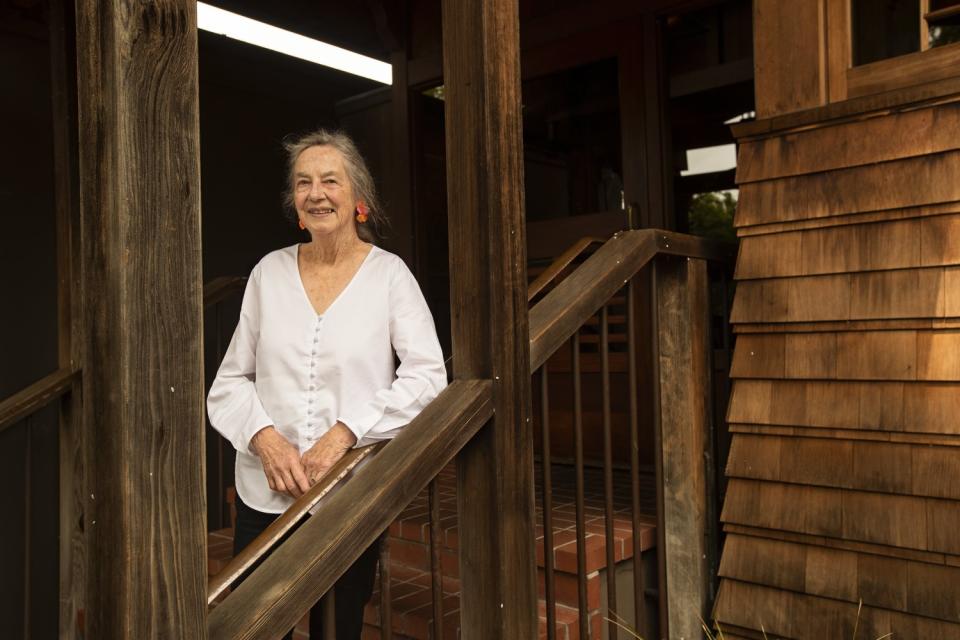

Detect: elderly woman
208,129,447,639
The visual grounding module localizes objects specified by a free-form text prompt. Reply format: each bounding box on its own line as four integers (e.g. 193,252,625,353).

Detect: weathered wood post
653,255,712,639
75,1,207,637
441,0,539,637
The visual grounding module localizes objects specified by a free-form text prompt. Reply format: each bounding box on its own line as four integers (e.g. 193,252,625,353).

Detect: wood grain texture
731,268,951,323
722,478,960,555
728,379,960,435
653,256,712,640
719,534,960,623
440,1,537,637
732,80,960,141
736,151,960,227
726,434,960,500
847,42,960,99
753,0,825,117
75,2,206,637
49,0,86,631
731,330,960,382
715,578,960,638
208,380,494,640
737,201,960,237
733,217,960,280
737,102,960,183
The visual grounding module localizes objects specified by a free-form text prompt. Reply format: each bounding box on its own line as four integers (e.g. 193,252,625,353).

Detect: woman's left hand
302,422,358,486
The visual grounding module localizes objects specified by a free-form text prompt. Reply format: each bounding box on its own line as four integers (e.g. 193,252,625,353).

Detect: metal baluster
627,280,647,637
601,304,618,638
540,364,556,640
572,334,589,639
429,478,445,640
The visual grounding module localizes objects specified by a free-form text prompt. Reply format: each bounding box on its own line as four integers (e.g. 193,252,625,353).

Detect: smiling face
293,145,358,240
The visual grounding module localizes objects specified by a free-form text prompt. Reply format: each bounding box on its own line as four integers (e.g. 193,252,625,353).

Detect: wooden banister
208,379,494,640
207,443,382,605
528,229,734,370
0,366,80,433
527,236,606,302
203,276,247,308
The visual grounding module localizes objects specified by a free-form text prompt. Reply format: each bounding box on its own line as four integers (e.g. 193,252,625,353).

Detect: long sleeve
338,260,448,445
207,264,275,456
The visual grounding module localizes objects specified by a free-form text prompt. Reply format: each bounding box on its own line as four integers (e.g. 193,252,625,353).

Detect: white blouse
207,244,448,513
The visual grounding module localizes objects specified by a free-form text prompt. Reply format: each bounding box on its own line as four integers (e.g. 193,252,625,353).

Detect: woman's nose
308,182,325,200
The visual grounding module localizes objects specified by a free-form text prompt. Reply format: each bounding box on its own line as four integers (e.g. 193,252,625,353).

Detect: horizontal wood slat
737,201,960,237
735,215,960,279
724,522,960,567
719,533,960,623
726,434,960,500
0,367,79,433
736,151,960,227
730,267,960,323
208,379,494,640
731,330,960,381
728,379,960,435
715,578,960,638
729,424,960,449
736,102,960,183
722,478,960,555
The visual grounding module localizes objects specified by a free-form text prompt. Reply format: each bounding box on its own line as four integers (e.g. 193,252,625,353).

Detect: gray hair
282,129,386,242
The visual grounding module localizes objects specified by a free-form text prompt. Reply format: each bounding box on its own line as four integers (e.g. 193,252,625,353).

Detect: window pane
852,0,920,65
928,1,960,48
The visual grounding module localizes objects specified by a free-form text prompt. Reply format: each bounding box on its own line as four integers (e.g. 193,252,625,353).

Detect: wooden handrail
204,276,247,308
208,379,494,640
207,443,382,605
528,229,734,370
527,236,606,302
0,366,80,433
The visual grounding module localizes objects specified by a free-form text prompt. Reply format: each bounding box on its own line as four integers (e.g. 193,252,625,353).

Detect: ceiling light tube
197,2,392,85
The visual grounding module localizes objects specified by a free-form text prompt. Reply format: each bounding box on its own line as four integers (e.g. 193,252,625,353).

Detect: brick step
360,558,612,640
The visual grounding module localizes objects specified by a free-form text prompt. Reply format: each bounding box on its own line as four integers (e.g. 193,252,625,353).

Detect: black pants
233,496,380,640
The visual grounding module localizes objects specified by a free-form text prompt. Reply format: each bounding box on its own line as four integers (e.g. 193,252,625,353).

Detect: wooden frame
441,0,539,636
75,1,207,636
826,0,960,100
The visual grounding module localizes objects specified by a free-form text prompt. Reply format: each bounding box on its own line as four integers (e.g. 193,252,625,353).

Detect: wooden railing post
441,0,538,637
75,1,206,637
652,255,712,639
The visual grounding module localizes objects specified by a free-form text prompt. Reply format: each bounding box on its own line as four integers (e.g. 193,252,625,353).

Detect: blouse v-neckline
293,243,376,317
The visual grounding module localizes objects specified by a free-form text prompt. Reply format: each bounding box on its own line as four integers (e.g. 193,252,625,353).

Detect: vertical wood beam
653,256,711,640
75,2,206,637
619,14,671,230
441,0,538,637
49,1,85,636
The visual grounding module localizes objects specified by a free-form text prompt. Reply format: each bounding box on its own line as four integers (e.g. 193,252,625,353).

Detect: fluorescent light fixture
680,143,737,177
197,2,392,85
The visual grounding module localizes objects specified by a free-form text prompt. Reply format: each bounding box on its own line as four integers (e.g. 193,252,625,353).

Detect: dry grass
603,599,895,640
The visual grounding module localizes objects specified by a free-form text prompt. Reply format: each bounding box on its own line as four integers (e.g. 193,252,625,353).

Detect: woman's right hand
250,426,311,498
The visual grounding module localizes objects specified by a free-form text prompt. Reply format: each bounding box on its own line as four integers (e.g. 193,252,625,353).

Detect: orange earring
356,200,369,224
298,219,306,230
